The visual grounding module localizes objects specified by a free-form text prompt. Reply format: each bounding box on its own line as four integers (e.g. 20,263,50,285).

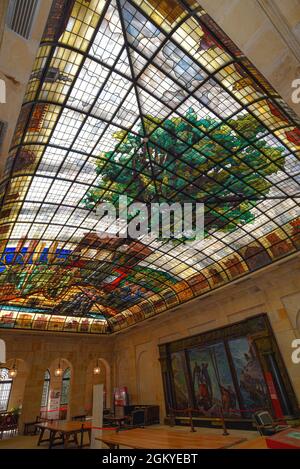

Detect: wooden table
231,436,268,449
96,428,245,449
35,420,92,449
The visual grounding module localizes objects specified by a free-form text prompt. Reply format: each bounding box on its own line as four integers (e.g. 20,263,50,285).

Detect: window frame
40,369,50,410
0,368,13,412
60,368,71,406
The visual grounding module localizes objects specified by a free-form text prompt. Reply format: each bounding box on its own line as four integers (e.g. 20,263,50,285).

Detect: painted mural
170,351,190,410
0,0,299,333
188,342,239,418
160,315,300,422
0,236,178,319
228,337,270,415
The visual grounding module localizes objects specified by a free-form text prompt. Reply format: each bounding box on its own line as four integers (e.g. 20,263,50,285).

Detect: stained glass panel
0,0,299,334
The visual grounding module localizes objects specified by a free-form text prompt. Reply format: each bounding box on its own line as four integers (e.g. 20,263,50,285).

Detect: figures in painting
170,337,269,420
0,234,178,318
240,352,267,404
192,361,213,410
53,292,98,317
228,337,270,413
220,385,237,414
189,343,239,418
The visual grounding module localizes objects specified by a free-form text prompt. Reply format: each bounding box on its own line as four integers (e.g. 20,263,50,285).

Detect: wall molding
255,0,300,63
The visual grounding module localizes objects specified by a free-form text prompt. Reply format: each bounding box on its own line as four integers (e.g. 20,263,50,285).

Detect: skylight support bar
0,0,299,330
178,0,299,128
125,0,299,154
2,0,114,266
6,1,294,220
116,0,162,206
120,39,296,196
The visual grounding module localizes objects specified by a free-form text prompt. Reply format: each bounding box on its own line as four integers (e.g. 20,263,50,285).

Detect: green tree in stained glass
83,109,285,238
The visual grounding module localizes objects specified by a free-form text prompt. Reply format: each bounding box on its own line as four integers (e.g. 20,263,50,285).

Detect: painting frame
159,313,299,428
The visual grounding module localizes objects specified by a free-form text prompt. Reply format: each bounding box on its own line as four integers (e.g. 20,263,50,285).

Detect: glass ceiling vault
0,0,299,334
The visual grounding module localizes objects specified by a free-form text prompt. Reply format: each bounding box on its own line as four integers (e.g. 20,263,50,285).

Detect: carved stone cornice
256,0,300,63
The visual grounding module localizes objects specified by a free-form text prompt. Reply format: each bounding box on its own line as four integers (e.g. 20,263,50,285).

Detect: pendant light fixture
93,359,101,375
54,359,63,377
8,360,18,379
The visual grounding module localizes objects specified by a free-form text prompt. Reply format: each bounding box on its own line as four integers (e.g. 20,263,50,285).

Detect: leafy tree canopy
83,109,285,237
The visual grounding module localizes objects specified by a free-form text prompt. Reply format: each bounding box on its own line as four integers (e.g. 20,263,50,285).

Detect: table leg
79,429,83,449
37,427,45,446
80,429,91,448
64,433,70,449
49,430,56,449
105,442,118,449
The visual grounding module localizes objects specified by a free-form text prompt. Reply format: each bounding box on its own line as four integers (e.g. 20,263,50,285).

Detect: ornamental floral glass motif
0,0,299,334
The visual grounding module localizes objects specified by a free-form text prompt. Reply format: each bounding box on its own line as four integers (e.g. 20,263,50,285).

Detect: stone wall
113,255,300,421
0,330,113,432
1,255,300,428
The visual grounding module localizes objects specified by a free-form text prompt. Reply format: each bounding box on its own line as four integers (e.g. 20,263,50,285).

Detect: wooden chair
24,416,40,435
24,415,54,435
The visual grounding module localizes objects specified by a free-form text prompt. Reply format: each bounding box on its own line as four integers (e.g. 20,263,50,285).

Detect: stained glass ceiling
0,0,299,334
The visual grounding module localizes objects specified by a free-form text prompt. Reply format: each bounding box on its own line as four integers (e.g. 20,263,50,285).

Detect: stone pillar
18,361,44,434
68,363,87,418
91,384,103,449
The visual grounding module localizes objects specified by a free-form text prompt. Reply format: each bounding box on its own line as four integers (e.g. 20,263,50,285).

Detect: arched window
0,368,13,412
41,370,50,409
60,368,71,406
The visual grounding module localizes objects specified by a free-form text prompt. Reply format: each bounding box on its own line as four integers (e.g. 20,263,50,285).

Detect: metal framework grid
0,0,299,334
